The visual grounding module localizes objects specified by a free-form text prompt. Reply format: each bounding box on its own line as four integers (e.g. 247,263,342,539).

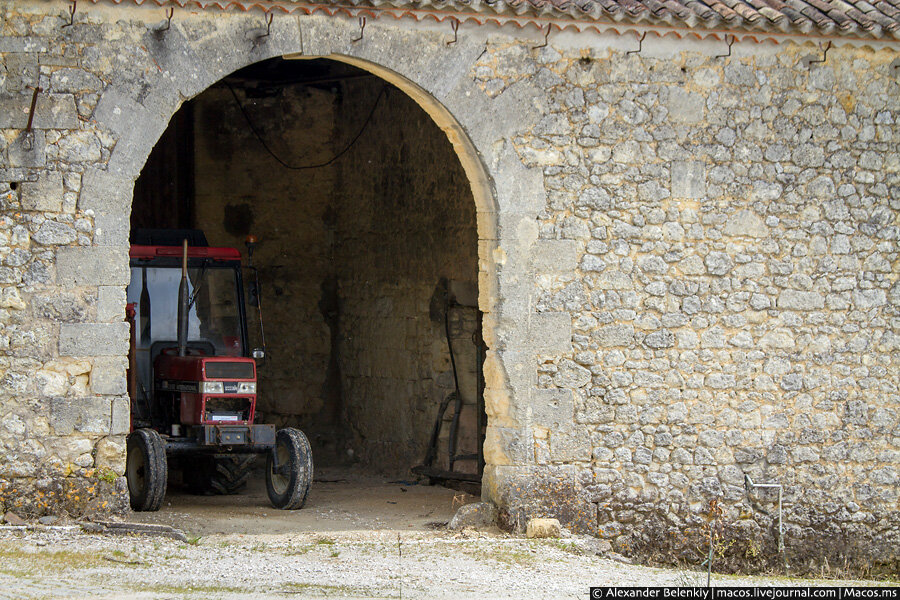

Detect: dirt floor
126,466,469,536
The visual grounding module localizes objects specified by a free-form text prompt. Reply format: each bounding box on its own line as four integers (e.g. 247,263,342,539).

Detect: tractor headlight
201,381,224,394
237,382,257,394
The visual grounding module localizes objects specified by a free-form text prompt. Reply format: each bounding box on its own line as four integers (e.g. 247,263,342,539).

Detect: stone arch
83,12,546,507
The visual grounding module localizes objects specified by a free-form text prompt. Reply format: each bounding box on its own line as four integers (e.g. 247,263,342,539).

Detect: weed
315,536,335,546
550,539,581,556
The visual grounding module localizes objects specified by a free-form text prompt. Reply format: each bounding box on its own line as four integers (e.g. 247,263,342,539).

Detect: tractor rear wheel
126,428,167,511
185,454,255,495
265,428,313,510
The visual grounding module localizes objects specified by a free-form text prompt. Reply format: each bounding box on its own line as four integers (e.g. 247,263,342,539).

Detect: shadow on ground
126,466,473,536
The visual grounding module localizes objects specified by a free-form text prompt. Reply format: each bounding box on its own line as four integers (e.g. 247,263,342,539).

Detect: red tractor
125,230,312,511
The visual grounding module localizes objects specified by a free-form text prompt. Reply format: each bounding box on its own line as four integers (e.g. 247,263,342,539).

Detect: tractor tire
185,454,255,495
265,428,313,510
126,428,168,512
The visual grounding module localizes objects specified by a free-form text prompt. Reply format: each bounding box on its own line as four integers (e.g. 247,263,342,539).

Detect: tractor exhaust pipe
177,239,189,357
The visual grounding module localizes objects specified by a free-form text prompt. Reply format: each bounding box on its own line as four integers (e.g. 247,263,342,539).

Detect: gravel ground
0,527,886,600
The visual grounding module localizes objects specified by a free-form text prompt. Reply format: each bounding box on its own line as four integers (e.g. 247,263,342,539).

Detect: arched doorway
127,54,494,520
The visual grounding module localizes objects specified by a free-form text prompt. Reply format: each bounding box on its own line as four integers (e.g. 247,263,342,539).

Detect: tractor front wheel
126,428,168,511
265,428,313,510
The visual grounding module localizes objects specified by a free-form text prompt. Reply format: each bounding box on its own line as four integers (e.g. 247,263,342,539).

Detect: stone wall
0,4,133,517
191,81,339,433
0,0,896,573
481,42,899,572
331,79,479,471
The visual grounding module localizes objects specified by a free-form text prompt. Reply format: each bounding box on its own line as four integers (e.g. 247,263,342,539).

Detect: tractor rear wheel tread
185,453,255,495
210,454,255,495
265,428,313,510
126,428,168,512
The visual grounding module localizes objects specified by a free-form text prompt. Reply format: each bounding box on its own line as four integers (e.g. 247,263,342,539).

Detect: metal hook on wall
532,23,551,50
22,86,43,152
626,31,646,56
61,1,76,28
802,40,831,68
159,7,174,33
261,12,274,38
715,35,734,60
446,19,460,46
251,12,274,46
352,16,366,43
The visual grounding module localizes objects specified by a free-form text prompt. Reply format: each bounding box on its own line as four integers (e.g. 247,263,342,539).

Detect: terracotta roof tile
93,0,900,39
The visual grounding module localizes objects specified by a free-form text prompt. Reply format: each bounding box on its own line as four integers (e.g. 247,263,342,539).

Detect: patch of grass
184,534,202,546
315,536,335,546
461,542,537,566
275,581,385,597
134,582,246,596
0,545,106,577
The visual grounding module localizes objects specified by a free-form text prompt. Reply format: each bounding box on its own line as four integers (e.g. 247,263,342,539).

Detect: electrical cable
225,81,387,170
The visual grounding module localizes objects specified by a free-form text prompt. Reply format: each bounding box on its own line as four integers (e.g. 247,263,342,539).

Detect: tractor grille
205,397,252,422
205,361,254,380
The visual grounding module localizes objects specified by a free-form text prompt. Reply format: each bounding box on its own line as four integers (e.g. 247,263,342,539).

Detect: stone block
33,220,77,245
56,247,130,286
529,388,575,427
724,210,768,237
531,240,579,273
110,396,130,435
494,144,546,214
79,167,133,212
527,313,572,354
778,290,825,311
592,323,634,347
92,88,156,138
526,518,561,538
448,502,498,530
139,26,212,100
50,68,103,93
484,426,533,465
550,427,591,462
667,88,704,123
0,93,77,129
59,323,129,357
0,37,48,53
91,356,127,395
97,286,126,322
57,131,102,163
671,161,706,198
93,436,126,473
50,397,110,435
105,117,168,179
20,172,64,212
7,131,47,168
